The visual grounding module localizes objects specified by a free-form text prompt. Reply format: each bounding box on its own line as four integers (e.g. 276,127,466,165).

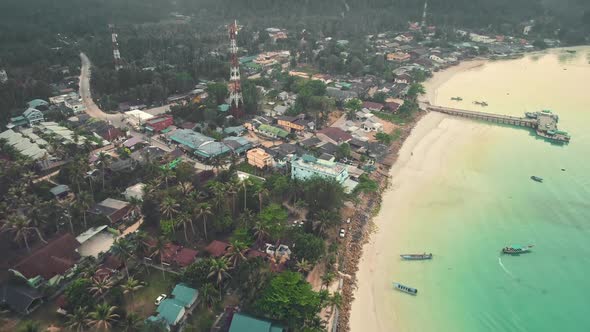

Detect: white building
0,69,7,83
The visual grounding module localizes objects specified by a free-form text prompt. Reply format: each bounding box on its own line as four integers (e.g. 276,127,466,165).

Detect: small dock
426,104,570,143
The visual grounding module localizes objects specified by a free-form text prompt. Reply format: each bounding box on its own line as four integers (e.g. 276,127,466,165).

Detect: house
76,225,115,258
204,240,230,257
386,52,411,62
169,129,230,160
89,198,136,224
145,115,174,133
9,108,45,128
223,136,253,155
10,233,81,288
228,313,284,332
394,74,412,84
362,101,384,112
0,129,49,160
50,184,71,200
276,115,308,133
291,154,349,184
326,87,358,101
0,283,43,315
123,183,145,201
394,34,414,43
273,105,288,116
257,124,289,139
27,99,49,110
385,101,401,113
247,148,274,169
362,118,384,132
299,136,322,149
149,283,198,328
317,127,353,145
429,54,445,64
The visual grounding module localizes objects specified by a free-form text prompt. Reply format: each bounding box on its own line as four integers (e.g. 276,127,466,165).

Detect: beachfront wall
291,155,349,184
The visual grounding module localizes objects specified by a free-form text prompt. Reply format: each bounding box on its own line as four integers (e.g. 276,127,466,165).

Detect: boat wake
498,257,514,277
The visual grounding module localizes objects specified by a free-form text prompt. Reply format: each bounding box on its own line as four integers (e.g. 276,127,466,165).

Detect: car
155,294,167,306
339,228,346,238
346,218,351,224
264,243,276,255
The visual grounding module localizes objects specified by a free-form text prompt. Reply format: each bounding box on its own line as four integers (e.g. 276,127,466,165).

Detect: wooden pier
427,105,538,128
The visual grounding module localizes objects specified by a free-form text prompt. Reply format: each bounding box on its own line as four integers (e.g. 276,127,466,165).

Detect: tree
89,275,114,297
66,306,88,332
195,202,213,240
254,271,322,329
372,91,387,104
313,209,338,237
64,278,94,312
301,178,346,214
96,152,111,190
150,236,168,279
77,191,94,229
111,239,132,278
296,258,312,274
120,312,144,332
86,303,120,331
158,167,176,189
291,231,325,264
336,143,351,160
177,212,193,242
121,277,144,310
320,271,335,289
326,292,343,310
207,82,228,105
207,257,231,294
240,178,253,211
160,196,179,221
407,83,425,101
349,57,363,76
198,283,219,310
17,320,40,332
0,215,46,251
225,240,248,267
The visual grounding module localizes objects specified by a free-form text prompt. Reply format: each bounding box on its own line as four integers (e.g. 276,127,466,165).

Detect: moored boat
502,244,534,254
530,176,543,183
400,253,433,260
393,282,418,295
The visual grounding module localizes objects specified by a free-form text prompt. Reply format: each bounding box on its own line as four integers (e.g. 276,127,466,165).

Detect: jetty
426,104,570,143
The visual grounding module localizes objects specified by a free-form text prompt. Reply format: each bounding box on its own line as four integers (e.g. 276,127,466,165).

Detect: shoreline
337,58,488,331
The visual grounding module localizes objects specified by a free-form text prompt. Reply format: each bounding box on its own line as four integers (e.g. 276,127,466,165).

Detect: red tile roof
174,248,198,267
385,102,401,112
317,127,353,143
362,101,384,110
205,240,230,257
12,234,81,280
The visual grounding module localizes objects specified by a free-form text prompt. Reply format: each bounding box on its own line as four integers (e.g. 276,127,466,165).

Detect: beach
348,47,590,332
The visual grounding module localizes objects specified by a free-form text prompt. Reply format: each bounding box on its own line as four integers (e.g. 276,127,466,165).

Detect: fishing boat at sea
531,176,543,183
473,101,488,107
400,253,433,260
393,282,418,295
502,244,534,254
451,97,463,101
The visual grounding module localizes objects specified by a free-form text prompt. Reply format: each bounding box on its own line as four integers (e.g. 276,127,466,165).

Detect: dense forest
1,0,589,122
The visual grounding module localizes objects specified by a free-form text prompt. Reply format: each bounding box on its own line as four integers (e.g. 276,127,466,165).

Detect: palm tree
159,196,179,220
89,275,114,297
96,152,111,190
121,277,144,310
1,215,46,251
195,203,213,240
326,292,343,310
207,181,226,213
314,210,336,237
120,312,143,332
296,258,313,274
17,320,40,332
85,303,120,331
66,306,88,332
225,240,248,267
77,191,94,229
256,187,269,212
207,257,231,295
321,272,336,290
241,178,253,211
57,199,75,234
127,197,142,216
253,219,271,244
131,230,150,258
21,171,36,188
177,212,192,242
150,236,167,279
225,179,239,215
158,167,175,189
177,181,193,196
198,283,219,310
238,209,254,228
111,239,132,278
26,197,48,230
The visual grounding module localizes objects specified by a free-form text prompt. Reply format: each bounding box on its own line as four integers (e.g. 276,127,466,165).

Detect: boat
502,244,534,254
451,97,463,101
530,176,543,183
400,253,433,260
473,101,489,107
393,282,418,295
525,112,538,119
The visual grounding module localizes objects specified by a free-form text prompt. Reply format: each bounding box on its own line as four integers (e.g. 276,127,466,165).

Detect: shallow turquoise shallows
391,47,590,332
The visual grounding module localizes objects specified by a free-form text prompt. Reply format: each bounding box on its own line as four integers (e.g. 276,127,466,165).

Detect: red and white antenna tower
228,20,244,117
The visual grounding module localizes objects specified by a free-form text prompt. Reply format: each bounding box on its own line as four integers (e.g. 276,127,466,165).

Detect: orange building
247,148,274,169
277,116,306,133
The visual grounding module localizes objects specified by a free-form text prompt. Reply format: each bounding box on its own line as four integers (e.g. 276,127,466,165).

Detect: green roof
258,124,289,138
218,104,230,112
156,298,185,326
171,283,198,307
27,99,48,109
229,313,284,332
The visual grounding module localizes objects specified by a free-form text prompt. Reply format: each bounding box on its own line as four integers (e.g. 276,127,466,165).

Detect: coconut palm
131,230,150,258
159,196,179,220
158,167,175,189
57,199,75,234
177,181,193,196
17,320,40,332
77,191,94,229
150,236,168,279
126,197,142,216
1,215,46,251
198,283,219,310
225,179,239,215
253,219,271,244
85,303,120,330
96,152,111,190
326,292,343,310
296,258,313,274
89,275,114,297
207,257,231,293
111,239,132,278
241,178,253,211
66,306,88,332
314,210,337,237
195,203,213,240
238,209,254,228
256,187,269,212
207,181,226,213
225,240,249,267
177,212,192,242
121,277,144,310
21,171,36,188
320,271,336,290
119,312,143,332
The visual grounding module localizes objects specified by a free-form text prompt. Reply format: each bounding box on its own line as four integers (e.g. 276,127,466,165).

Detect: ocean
352,46,590,332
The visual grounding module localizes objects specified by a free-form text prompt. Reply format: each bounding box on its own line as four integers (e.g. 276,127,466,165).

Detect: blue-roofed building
291,154,349,184
170,129,214,150
27,99,49,110
223,136,253,155
195,141,231,159
147,283,198,329
218,104,230,112
228,313,284,332
223,125,245,136
23,108,44,126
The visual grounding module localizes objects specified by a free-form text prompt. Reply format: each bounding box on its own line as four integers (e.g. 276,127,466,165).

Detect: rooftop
229,313,284,332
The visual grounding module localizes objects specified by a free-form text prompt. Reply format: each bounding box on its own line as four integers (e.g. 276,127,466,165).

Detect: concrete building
0,69,7,83
145,115,174,133
247,148,274,169
291,154,349,184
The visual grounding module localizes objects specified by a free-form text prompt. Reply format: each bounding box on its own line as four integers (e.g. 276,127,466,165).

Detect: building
0,129,49,160
276,115,309,133
9,108,45,128
386,52,411,62
257,124,289,139
247,148,274,169
10,234,81,288
394,74,412,85
50,184,71,200
148,283,198,328
362,118,384,132
0,69,7,83
223,136,253,155
123,183,145,201
326,87,358,101
89,198,136,224
228,313,284,332
362,101,384,112
317,127,353,145
169,129,230,159
145,115,174,133
27,99,49,110
291,154,349,184
205,240,230,257
0,283,43,315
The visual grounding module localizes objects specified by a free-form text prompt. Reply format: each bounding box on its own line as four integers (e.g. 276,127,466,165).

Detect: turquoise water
389,47,590,332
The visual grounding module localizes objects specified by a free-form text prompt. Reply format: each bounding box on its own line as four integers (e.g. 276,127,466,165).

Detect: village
0,15,554,332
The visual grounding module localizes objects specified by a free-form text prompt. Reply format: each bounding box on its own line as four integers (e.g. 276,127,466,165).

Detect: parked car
339,228,346,238
264,243,276,255
155,294,167,305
